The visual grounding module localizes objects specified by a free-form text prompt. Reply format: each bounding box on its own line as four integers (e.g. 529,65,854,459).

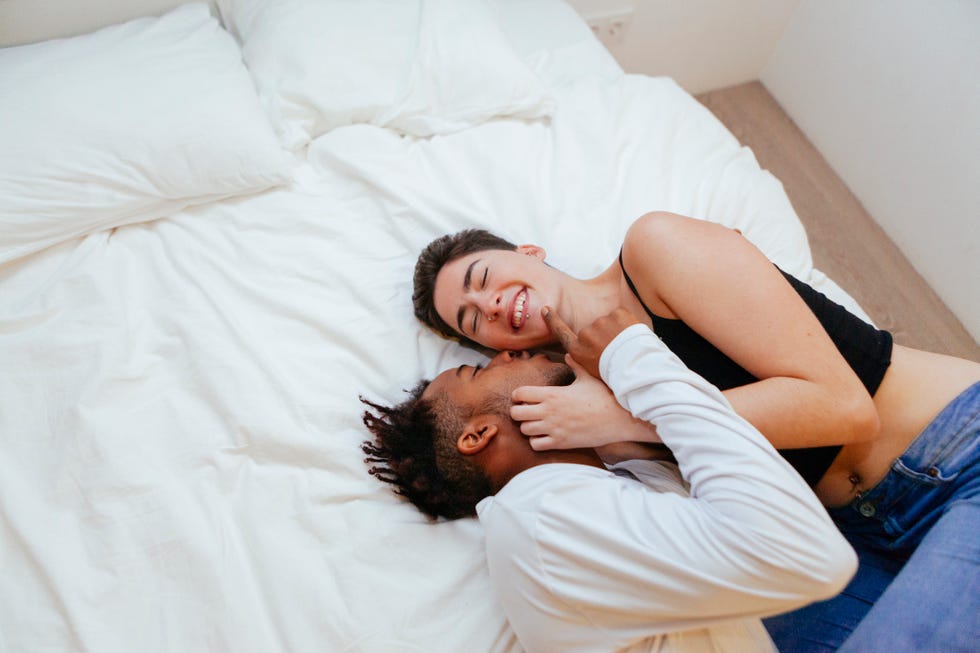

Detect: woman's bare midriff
815,345,980,507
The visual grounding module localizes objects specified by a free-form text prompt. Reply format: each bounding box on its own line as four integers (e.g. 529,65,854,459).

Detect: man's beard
548,363,576,387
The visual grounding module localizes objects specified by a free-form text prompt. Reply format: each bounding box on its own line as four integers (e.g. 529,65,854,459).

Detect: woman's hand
510,354,660,451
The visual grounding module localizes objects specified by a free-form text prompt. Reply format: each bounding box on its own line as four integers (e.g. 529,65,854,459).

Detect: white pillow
0,3,291,265
219,0,556,148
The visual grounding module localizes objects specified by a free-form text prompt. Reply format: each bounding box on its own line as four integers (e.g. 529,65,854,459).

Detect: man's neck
489,448,604,494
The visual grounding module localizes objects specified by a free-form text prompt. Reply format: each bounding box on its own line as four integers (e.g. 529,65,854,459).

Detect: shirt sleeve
530,325,856,636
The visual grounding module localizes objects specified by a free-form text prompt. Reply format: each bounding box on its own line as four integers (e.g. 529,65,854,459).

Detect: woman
413,212,980,653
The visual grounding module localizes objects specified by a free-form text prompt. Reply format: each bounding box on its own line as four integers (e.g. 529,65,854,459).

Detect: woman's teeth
511,289,527,329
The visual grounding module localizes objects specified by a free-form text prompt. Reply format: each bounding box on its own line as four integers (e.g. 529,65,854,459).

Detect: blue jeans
765,382,980,653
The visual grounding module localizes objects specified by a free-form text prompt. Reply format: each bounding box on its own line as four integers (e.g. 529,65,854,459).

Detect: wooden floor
696,82,979,361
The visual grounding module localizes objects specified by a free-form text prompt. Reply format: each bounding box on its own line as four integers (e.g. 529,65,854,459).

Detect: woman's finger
511,384,555,404
520,420,551,437
510,403,546,422
528,435,556,451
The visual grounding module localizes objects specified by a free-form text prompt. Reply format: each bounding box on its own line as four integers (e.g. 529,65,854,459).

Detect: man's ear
457,415,501,456
516,244,546,261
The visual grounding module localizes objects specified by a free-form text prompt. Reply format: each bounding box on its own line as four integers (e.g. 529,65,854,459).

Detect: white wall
567,0,800,94
762,0,980,341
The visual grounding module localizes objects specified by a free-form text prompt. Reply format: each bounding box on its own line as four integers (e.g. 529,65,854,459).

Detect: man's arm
527,310,856,634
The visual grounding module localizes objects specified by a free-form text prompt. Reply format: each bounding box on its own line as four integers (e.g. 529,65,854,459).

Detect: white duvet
0,18,868,653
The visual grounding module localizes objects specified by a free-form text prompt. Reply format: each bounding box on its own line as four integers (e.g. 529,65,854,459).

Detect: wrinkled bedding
0,4,867,651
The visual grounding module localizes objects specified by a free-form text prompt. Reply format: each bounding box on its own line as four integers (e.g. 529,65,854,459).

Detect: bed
0,2,872,651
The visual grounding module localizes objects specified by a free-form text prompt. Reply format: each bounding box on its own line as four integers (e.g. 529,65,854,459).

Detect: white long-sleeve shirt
476,325,857,653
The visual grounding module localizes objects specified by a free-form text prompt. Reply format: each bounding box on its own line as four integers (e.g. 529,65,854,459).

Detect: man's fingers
563,353,589,376
542,306,576,351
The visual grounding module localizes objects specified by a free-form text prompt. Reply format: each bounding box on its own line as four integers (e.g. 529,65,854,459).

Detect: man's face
423,350,574,415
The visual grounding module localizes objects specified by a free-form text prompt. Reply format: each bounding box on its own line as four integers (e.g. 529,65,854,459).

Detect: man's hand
543,307,641,379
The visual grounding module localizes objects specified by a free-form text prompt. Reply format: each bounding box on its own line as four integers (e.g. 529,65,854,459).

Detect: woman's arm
622,211,879,449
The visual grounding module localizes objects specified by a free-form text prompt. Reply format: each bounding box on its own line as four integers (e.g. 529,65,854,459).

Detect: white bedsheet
0,7,868,652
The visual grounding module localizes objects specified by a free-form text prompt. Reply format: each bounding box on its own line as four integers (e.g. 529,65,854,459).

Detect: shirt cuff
598,323,664,383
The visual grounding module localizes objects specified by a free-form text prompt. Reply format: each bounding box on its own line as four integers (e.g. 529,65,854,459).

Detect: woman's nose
480,291,503,321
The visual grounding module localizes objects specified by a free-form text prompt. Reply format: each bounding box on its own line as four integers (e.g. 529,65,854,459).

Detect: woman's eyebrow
456,259,482,332
462,259,481,292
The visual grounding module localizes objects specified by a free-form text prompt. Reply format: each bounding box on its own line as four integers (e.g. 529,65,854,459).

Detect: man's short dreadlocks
361,381,492,520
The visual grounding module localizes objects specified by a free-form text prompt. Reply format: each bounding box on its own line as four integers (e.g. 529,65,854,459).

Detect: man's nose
488,350,530,366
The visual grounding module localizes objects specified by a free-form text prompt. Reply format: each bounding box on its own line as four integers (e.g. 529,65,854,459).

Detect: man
362,308,856,652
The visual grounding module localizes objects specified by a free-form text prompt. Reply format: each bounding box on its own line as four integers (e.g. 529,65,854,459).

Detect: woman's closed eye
469,267,489,334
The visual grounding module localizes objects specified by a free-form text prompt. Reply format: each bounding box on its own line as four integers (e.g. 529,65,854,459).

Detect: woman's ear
457,417,500,456
516,244,546,261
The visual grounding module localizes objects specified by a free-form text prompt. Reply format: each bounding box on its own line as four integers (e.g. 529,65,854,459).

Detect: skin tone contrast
431,211,980,507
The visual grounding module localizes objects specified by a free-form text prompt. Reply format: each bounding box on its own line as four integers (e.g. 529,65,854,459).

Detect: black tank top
619,252,893,486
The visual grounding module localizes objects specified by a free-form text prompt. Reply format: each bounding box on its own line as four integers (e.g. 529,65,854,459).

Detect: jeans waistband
894,381,980,480
827,381,979,554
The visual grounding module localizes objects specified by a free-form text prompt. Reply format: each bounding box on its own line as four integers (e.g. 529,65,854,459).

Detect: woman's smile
510,287,528,330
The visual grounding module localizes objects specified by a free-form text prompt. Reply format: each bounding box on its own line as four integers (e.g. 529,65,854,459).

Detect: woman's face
432,246,557,351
